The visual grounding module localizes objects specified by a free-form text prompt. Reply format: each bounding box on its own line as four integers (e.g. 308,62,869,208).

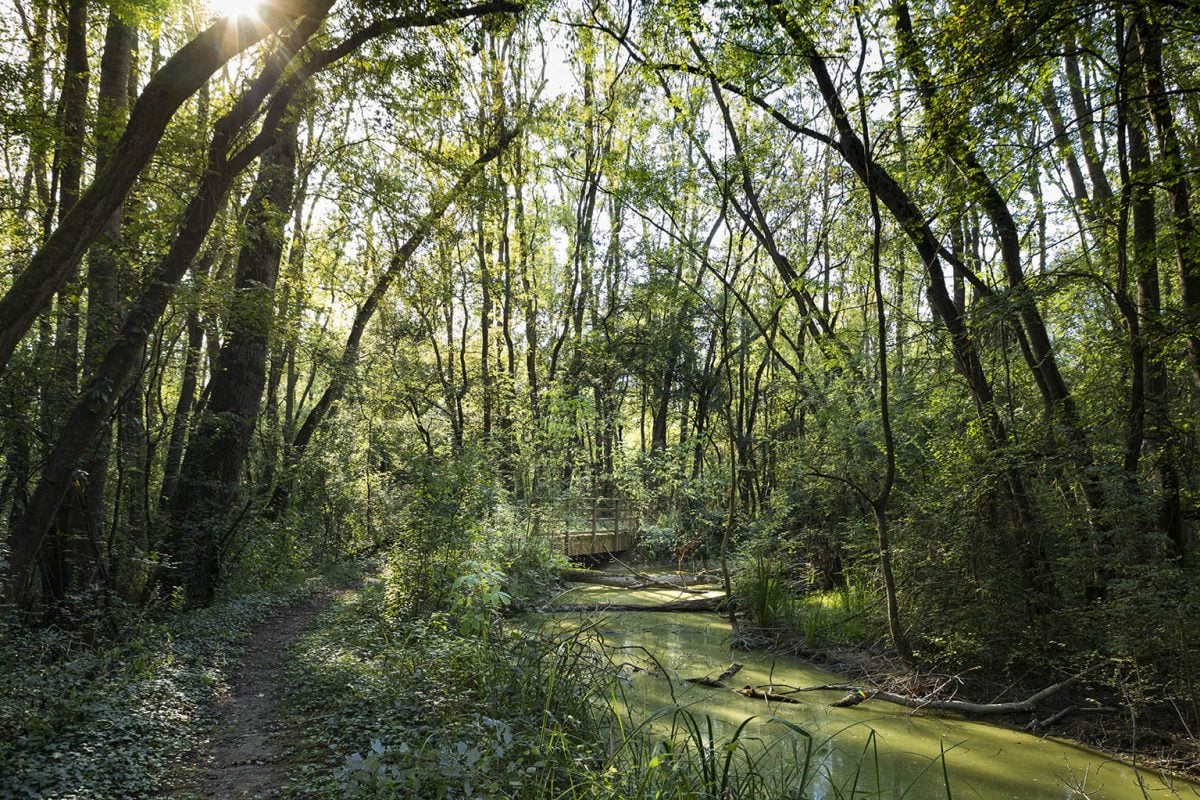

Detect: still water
537,582,1199,800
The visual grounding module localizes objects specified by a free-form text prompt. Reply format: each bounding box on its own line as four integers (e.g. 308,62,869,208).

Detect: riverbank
271,569,840,798
546,563,1200,797
725,603,1200,787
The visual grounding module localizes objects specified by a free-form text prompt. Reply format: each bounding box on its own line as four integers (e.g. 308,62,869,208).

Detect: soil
174,591,338,799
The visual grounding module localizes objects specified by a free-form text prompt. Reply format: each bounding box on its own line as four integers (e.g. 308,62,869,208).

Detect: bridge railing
543,496,638,557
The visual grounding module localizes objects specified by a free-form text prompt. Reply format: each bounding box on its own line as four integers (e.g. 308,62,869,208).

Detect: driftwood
547,597,724,613
1024,705,1117,732
776,671,1092,715
685,663,743,687
737,685,804,704
831,689,871,707
718,670,1093,717
862,671,1086,715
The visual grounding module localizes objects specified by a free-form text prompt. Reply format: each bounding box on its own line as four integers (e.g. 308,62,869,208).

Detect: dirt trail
185,591,335,799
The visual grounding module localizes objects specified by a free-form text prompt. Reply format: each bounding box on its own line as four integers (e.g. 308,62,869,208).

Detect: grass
785,576,874,645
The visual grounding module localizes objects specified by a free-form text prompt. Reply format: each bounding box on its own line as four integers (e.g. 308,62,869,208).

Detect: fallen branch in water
685,663,743,687
863,670,1089,715
737,685,804,704
1024,705,1117,732
562,569,718,593
728,667,1096,716
788,668,1097,715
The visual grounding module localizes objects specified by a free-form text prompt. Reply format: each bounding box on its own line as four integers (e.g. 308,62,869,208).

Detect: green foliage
278,570,939,800
733,551,877,645
0,583,326,799
276,580,614,799
386,447,498,618
734,552,788,628
476,504,572,610
452,560,512,636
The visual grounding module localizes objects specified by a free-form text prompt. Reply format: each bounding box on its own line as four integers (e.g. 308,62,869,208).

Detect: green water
536,582,1199,800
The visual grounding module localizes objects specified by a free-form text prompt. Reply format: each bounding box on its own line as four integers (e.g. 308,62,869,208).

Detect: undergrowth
734,553,876,646
0,576,332,799
277,567,951,799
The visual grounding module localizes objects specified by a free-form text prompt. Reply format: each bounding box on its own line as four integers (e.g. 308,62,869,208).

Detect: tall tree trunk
1063,40,1115,207
1127,29,1187,562
166,113,301,604
82,12,138,594
159,269,209,513
3,14,327,606
39,0,92,604
893,1,1079,427
1133,13,1200,401
515,141,540,495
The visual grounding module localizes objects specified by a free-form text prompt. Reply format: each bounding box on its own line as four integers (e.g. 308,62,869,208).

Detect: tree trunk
3,14,328,606
39,0,93,604
81,11,138,592
166,113,301,605
1133,13,1200,402
1127,31,1186,562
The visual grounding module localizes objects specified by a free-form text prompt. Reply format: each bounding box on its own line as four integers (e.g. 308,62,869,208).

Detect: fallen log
562,569,719,591
831,689,872,708
685,663,743,687
686,676,726,687
737,686,804,704
1024,705,1117,732
801,670,1093,715
716,663,743,682
544,597,724,613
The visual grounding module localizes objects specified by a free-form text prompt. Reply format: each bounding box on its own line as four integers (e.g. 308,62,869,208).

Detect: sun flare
210,0,261,20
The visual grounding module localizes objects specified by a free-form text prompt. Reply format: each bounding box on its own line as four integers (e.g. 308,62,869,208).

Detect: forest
1,0,1199,796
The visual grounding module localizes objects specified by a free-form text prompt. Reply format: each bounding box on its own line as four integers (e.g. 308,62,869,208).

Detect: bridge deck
561,530,638,557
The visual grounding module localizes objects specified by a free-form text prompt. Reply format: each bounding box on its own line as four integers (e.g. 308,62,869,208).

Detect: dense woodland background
2,0,1200,718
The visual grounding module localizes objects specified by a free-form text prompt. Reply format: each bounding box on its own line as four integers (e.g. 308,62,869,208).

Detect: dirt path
185,591,336,799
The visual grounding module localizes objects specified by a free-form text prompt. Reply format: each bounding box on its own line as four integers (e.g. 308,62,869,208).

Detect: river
535,580,1199,800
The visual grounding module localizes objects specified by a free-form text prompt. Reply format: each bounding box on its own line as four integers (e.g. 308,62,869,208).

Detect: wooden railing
551,497,637,557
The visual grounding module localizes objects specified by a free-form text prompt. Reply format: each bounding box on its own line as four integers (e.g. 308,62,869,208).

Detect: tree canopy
1,0,1199,692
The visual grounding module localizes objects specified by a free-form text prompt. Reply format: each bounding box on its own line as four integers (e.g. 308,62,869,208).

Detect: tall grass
735,555,877,645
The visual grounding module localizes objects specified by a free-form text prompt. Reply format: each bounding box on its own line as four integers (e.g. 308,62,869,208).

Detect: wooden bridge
551,497,637,558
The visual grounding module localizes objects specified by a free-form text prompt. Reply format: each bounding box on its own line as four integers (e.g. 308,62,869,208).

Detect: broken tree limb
1024,705,1117,732
822,669,1094,715
831,689,873,707
786,683,858,693
686,676,726,687
716,663,743,682
737,685,804,704
562,569,719,591
685,663,743,687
